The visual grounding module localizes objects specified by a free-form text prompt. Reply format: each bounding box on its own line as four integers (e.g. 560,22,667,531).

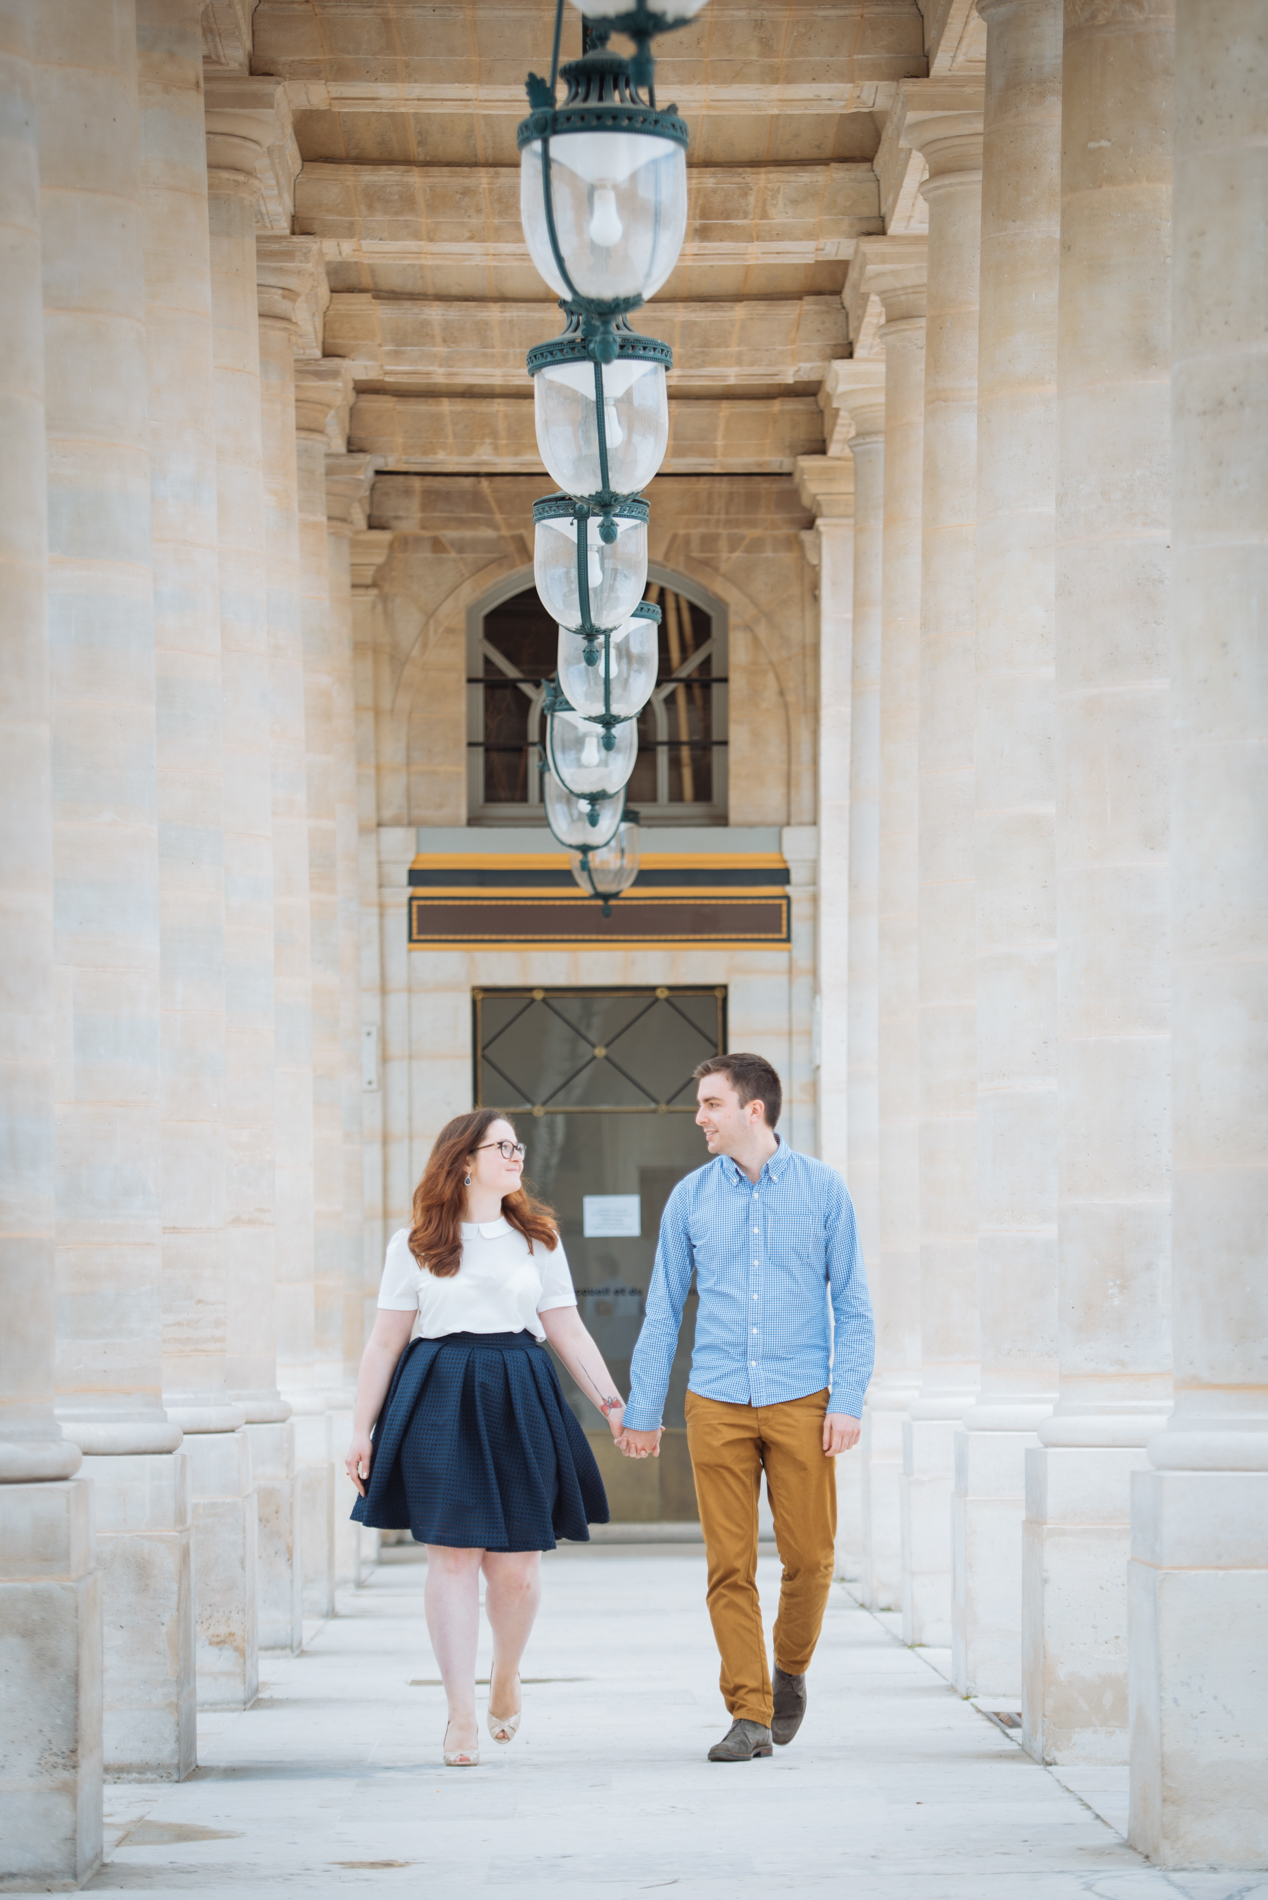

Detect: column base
1129,1466,1268,1868
246,1418,301,1654
80,1451,195,1780
1022,1439,1149,1764
861,1401,905,1609
901,1412,960,1645
951,1420,1043,1698
0,1479,102,1890
181,1428,259,1710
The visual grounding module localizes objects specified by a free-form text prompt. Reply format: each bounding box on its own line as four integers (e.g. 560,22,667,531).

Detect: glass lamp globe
533,495,648,632
570,817,642,900
546,705,638,797
529,318,670,499
558,602,659,719
543,773,624,849
519,54,689,305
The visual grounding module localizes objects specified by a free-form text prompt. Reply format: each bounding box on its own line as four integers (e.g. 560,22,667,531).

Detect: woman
345,1109,624,1767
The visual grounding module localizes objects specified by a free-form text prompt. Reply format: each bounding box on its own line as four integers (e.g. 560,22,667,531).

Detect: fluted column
862,238,927,1612
1023,0,1174,1766
0,2,99,1883
901,85,984,1648
257,240,328,1616
953,0,1061,1702
1128,0,1268,1864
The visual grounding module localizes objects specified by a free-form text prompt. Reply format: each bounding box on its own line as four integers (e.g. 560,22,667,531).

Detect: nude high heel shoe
443,1722,479,1767
487,1676,522,1745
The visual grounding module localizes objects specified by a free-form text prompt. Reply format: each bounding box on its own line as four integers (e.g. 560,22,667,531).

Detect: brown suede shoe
707,1718,774,1761
772,1666,807,1746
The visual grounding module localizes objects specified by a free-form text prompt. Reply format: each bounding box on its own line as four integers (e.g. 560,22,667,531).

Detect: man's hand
822,1413,861,1457
617,1426,662,1459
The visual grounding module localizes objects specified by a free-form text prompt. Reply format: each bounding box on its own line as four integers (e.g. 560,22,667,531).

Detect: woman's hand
604,1401,626,1441
345,1429,373,1497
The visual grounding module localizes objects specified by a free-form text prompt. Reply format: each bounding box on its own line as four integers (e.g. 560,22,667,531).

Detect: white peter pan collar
460,1217,511,1240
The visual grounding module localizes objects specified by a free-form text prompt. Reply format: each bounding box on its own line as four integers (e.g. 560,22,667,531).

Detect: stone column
326,450,377,1584
295,357,366,1593
853,239,927,1612
1128,0,1268,1865
200,74,300,1693
0,2,100,1882
136,0,248,1771
257,239,329,1617
899,85,984,1648
795,453,859,1573
953,0,1061,1702
40,0,194,1780
1023,0,1174,1766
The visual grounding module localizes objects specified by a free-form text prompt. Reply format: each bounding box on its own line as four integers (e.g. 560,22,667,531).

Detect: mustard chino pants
684,1387,837,1727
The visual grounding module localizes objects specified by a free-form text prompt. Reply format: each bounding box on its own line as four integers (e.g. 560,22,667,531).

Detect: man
618,1053,874,1762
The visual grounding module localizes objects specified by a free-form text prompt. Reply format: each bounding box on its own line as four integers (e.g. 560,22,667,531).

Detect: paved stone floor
89,1546,1264,1899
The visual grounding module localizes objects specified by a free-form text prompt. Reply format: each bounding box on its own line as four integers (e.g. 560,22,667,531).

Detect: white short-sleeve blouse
375,1217,576,1342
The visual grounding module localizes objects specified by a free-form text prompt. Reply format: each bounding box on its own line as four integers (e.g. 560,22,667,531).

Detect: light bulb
582,731,603,768
589,186,623,247
603,400,623,448
588,548,603,589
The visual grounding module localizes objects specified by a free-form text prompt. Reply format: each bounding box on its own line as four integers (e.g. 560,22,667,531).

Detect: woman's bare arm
539,1306,626,1436
344,1308,416,1494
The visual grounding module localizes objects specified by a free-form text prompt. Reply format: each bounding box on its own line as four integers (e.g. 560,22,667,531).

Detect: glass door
474,985,726,1522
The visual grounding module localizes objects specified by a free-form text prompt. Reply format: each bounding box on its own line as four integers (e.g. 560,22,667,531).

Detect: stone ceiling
227,0,979,476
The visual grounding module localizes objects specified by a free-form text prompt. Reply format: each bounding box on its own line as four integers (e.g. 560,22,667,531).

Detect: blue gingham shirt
623,1138,874,1430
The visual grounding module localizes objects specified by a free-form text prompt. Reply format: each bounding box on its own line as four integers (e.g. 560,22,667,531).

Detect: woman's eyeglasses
474,1139,526,1162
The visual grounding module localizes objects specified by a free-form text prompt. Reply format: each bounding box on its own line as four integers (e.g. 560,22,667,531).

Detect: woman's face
467,1118,524,1200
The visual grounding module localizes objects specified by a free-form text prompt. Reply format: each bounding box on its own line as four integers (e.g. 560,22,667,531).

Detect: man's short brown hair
693,1052,782,1130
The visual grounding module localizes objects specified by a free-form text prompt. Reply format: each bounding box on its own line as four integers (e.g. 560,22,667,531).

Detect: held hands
616,1426,662,1459
822,1413,861,1457
344,1430,373,1497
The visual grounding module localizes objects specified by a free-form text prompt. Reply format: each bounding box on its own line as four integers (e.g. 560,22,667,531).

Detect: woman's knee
427,1544,483,1579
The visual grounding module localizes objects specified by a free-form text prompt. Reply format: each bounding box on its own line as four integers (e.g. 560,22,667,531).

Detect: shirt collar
721,1133,790,1188
461,1217,511,1239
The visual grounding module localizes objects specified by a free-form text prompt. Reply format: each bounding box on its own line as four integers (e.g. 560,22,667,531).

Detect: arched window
466,571,728,825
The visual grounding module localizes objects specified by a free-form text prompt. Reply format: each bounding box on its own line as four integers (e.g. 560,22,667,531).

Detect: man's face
695,1072,764,1156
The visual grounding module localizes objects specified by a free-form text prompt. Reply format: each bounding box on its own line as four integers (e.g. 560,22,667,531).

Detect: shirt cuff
828,1385,866,1419
536,1294,577,1312
376,1299,418,1311
620,1401,662,1431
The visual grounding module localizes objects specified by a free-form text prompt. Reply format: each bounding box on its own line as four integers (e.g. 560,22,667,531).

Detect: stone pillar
795,453,859,1574
900,85,984,1648
201,74,300,1692
1023,0,1174,1766
953,0,1061,1702
0,2,101,1881
326,450,377,1584
257,240,330,1617
39,0,194,1777
857,239,927,1613
1128,0,1268,1865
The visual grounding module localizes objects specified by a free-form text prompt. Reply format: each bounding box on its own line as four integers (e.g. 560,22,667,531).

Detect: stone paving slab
85,1547,1262,1899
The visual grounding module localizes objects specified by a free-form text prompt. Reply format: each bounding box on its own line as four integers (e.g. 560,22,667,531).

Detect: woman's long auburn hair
408,1109,558,1279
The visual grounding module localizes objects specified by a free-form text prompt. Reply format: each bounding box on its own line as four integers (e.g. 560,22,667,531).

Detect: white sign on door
582,1195,641,1238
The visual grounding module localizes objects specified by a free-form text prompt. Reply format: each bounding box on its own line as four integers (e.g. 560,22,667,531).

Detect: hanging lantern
543,771,625,849
519,50,689,314
545,702,639,798
570,815,642,915
558,601,660,719
529,312,670,502
534,494,648,632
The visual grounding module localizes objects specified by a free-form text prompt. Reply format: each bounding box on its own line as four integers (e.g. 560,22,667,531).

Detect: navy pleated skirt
350,1330,609,1550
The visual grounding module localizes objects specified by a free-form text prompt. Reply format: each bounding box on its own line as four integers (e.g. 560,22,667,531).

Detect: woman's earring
463,1172,471,1187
